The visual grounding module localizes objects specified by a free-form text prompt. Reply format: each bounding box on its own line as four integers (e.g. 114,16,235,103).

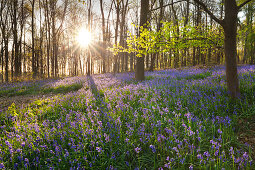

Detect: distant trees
0,0,76,81
242,1,255,64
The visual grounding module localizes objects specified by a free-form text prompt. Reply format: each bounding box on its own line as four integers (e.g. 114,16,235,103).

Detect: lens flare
77,28,92,47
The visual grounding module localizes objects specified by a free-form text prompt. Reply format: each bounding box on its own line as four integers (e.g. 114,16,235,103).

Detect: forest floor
0,66,254,169
0,94,56,112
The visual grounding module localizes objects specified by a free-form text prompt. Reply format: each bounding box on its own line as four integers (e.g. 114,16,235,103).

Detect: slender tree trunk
183,0,190,67
52,12,56,77
113,0,120,74
135,0,149,80
11,43,14,81
12,0,20,78
19,0,24,76
31,0,36,77
171,0,180,68
4,39,8,82
87,0,92,76
100,0,106,73
0,40,3,82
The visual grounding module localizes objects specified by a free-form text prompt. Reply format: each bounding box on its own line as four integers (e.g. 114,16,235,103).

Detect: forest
0,0,255,169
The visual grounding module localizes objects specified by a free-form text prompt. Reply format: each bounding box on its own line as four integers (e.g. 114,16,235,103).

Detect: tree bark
12,0,20,78
100,0,106,73
87,0,92,76
113,0,120,74
223,0,240,98
4,38,8,82
31,0,36,77
135,0,149,80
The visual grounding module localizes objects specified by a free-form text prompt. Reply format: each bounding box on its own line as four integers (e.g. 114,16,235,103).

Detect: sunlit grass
0,80,84,97
42,83,83,94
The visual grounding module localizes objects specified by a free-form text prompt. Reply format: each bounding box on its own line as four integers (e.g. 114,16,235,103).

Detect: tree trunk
13,0,20,78
223,0,240,98
4,39,8,82
31,0,36,77
113,0,120,74
87,0,92,76
135,0,149,81
0,40,3,82
100,0,106,73
39,0,43,77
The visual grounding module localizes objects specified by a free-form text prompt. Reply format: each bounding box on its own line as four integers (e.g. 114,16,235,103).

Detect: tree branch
193,0,224,26
238,0,254,10
150,0,185,11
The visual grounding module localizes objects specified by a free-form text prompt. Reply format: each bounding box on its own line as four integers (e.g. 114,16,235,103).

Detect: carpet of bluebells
0,65,254,169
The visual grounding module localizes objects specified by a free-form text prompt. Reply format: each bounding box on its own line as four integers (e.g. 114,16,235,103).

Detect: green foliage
42,83,83,94
110,20,224,58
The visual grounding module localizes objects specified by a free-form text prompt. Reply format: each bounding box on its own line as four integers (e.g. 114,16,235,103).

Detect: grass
0,66,254,169
0,82,83,97
0,84,40,97
42,83,83,94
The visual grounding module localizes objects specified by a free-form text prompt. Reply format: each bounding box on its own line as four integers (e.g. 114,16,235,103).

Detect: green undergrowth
0,83,83,97
0,84,41,97
42,83,83,94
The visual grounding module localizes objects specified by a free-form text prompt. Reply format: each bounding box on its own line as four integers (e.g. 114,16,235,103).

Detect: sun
77,28,92,47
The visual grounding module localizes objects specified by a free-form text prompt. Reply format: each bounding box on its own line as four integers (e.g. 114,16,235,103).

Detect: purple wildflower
0,163,5,169
135,147,141,154
150,145,156,153
197,154,203,160
243,152,248,160
96,147,103,153
229,147,234,155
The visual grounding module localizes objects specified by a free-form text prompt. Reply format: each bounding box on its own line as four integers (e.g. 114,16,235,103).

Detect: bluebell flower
96,147,103,153
0,163,5,169
243,152,248,160
197,154,203,160
150,145,156,153
24,158,29,163
135,147,141,153
229,147,234,155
